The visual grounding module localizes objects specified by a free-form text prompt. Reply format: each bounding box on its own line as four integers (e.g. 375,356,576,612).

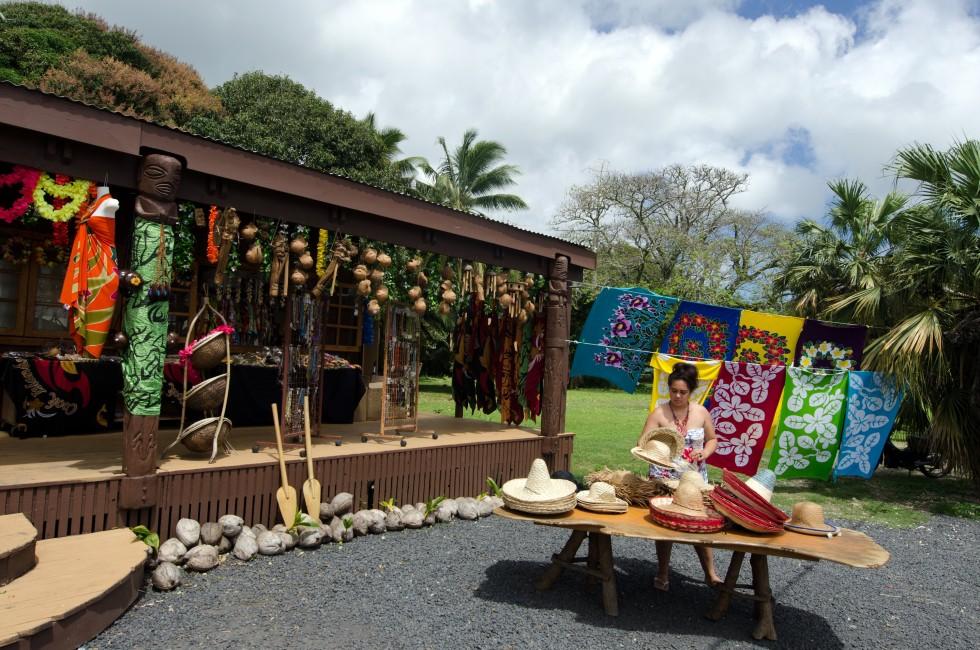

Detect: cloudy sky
44,0,980,233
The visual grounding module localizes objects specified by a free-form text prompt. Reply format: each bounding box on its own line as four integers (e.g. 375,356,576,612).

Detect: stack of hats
501,458,578,515
709,469,788,534
647,479,726,533
576,481,629,514
784,501,840,538
631,427,684,469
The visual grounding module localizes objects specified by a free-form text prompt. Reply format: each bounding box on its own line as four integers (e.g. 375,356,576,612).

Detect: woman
642,362,720,590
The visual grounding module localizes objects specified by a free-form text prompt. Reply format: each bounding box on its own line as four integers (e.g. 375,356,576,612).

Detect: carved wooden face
137,154,182,201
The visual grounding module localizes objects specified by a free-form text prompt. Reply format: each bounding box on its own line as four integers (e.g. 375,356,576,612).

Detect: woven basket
189,330,228,371
181,417,232,453
184,374,227,412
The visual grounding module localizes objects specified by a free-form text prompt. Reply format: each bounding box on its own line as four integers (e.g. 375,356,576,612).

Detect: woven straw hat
722,469,788,523
651,482,711,519
648,482,726,533
577,481,628,513
784,501,840,537
744,469,777,502
501,459,577,514
631,427,684,468
709,486,783,534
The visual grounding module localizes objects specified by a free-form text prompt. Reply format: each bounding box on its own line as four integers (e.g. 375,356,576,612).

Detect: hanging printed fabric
769,367,849,480
795,319,867,370
660,300,741,361
570,287,677,393
649,353,721,411
707,362,786,475
833,371,904,479
732,310,804,366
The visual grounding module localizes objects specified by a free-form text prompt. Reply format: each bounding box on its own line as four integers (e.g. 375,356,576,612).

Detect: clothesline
567,280,887,332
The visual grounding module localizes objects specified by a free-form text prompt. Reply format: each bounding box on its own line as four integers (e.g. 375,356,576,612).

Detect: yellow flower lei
33,173,93,222
315,228,329,276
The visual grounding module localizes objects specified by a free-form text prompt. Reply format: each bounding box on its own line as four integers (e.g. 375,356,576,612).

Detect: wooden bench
495,505,889,641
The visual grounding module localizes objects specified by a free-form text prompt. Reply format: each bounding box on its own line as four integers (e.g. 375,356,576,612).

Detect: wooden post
541,254,569,469
750,554,777,641
120,153,182,509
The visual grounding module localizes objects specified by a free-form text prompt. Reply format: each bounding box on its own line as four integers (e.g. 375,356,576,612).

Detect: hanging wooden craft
214,207,240,286
311,236,357,299
362,303,435,446
162,301,233,463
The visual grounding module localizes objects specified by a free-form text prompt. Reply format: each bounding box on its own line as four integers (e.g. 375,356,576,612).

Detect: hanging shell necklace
669,401,689,433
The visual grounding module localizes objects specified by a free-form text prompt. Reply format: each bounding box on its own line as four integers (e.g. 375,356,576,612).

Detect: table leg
595,533,619,617
750,554,777,641
706,551,745,621
536,529,586,591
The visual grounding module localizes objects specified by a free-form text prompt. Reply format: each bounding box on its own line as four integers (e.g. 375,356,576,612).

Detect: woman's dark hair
668,362,698,392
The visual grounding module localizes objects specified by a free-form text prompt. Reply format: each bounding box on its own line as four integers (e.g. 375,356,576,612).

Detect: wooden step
0,514,37,587
0,528,147,650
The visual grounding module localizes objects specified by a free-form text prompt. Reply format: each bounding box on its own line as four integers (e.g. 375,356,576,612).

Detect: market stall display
576,481,628,514
501,458,578,515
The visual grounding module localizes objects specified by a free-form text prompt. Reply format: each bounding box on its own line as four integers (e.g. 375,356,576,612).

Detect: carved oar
271,404,298,527
301,395,321,517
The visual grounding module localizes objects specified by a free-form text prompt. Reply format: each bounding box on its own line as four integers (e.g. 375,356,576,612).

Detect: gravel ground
87,514,979,649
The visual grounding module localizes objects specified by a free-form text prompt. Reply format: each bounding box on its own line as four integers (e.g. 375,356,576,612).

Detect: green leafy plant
380,497,398,512
130,525,159,552
477,491,488,501
342,515,354,531
486,477,502,497
424,496,446,518
288,510,319,533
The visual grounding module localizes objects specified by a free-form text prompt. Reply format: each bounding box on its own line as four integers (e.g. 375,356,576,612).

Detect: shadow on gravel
475,558,845,648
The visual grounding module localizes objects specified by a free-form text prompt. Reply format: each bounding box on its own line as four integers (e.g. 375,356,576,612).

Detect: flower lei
0,166,42,223
206,205,219,263
0,236,32,265
33,239,68,267
32,173,94,222
315,228,329,276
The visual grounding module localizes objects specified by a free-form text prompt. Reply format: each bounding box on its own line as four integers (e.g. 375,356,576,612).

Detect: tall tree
361,111,423,181
416,129,528,214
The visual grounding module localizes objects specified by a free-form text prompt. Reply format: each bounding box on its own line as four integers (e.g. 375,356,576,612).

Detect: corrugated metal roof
0,80,588,252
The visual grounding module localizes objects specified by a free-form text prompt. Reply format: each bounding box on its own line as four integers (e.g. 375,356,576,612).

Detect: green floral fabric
122,218,173,415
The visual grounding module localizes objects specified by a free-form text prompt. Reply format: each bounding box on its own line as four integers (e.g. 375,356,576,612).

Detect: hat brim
647,498,725,532
722,470,789,523
630,447,676,468
501,477,577,503
709,487,784,534
784,521,841,536
576,490,628,508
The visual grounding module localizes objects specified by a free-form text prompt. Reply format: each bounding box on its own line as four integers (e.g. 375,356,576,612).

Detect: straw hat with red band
709,486,784,534
648,482,726,533
722,469,789,523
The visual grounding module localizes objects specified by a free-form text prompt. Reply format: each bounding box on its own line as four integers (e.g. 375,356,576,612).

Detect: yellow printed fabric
648,353,722,412
732,310,804,366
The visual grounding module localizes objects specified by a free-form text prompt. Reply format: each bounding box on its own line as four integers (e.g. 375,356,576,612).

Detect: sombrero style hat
577,481,629,514
722,469,788,523
648,482,725,533
709,486,784,534
631,427,684,469
502,458,578,515
784,501,841,537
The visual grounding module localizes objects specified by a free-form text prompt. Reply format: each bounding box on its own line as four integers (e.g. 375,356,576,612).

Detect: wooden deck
0,415,574,540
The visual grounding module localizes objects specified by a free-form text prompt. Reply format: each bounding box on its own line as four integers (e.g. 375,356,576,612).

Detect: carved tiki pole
540,255,570,468
120,153,181,507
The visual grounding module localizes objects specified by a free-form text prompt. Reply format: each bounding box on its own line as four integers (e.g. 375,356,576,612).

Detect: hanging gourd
298,252,314,270
417,271,428,288
438,302,452,316
245,242,263,266
442,289,457,304
413,298,427,315
240,223,258,240
353,264,369,281
367,299,381,316
357,279,373,296
289,237,307,256
406,258,421,273
369,268,385,284
376,252,392,268
407,286,422,301
291,268,308,286
361,247,378,264
375,286,389,303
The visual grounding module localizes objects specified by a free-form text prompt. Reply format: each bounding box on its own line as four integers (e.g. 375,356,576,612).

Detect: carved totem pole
540,255,570,469
120,153,182,508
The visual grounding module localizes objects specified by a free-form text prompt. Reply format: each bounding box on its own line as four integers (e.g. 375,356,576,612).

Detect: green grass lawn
420,376,980,527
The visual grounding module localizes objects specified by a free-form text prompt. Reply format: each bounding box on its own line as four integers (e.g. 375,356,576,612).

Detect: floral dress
649,428,708,483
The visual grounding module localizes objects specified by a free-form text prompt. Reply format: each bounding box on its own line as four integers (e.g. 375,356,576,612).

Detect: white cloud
44,0,980,231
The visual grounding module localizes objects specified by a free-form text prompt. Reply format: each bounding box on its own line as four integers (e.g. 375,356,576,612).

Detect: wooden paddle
301,395,321,517
271,404,298,527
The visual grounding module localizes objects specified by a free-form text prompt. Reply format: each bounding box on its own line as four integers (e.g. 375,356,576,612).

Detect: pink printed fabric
707,361,786,475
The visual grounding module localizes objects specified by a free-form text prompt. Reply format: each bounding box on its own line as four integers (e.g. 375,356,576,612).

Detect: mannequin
96,184,111,200
59,191,120,358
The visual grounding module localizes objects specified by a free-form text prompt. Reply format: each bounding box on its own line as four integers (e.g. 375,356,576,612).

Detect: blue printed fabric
833,371,904,479
659,300,742,361
570,288,677,393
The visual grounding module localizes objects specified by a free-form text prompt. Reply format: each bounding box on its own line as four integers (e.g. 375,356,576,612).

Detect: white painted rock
330,517,354,542
319,502,336,522
257,531,285,555
158,538,187,564
151,561,182,591
441,499,459,516
476,499,495,518
184,544,219,572
217,536,233,554
219,514,244,538
423,513,436,526
251,525,267,536
351,511,371,537
401,504,416,514
385,510,405,531
272,524,288,533
414,502,425,513
435,504,454,523
321,523,339,544
238,526,256,540
200,522,223,546
176,518,201,547
402,510,424,529
331,492,354,516
233,534,258,561
457,500,479,520
367,510,386,534
488,496,505,509
277,530,298,551
298,527,322,549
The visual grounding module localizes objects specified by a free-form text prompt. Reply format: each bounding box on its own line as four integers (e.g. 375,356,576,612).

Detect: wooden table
495,506,889,641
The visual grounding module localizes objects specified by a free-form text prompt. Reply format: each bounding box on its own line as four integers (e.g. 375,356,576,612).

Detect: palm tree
361,112,422,181
779,141,980,485
415,129,528,215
